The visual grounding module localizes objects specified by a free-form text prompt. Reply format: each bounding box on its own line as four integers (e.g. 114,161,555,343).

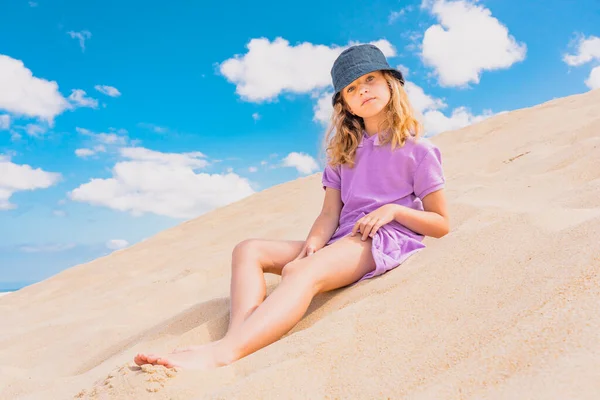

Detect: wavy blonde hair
320,70,422,168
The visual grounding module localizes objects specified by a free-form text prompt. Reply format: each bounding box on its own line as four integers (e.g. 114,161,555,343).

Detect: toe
145,354,161,364
134,353,148,366
156,357,175,368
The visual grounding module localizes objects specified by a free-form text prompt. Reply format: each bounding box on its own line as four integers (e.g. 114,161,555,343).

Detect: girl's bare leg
134,239,304,365
137,235,375,369
227,239,305,332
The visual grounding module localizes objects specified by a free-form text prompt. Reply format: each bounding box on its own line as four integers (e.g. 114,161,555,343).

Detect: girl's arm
393,189,449,238
306,187,342,248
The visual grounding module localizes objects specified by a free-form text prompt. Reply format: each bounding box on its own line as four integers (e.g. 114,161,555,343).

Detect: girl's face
341,70,391,119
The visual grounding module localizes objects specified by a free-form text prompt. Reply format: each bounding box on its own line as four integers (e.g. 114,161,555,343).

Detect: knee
232,239,261,264
281,260,311,283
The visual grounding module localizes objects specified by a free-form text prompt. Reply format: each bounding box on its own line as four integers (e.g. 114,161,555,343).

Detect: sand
1,89,599,399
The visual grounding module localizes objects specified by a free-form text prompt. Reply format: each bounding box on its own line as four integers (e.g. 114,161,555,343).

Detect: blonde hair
320,70,422,168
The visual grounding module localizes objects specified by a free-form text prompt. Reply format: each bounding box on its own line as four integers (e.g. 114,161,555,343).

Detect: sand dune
1,89,599,399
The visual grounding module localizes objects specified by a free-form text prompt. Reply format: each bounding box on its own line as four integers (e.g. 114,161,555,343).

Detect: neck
362,112,385,136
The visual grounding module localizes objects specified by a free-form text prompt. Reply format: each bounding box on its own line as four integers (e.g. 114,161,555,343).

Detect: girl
134,44,450,370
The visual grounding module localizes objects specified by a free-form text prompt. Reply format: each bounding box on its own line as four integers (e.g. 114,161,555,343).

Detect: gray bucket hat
330,44,405,105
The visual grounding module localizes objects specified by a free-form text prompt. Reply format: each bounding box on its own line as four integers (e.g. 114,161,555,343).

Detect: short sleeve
413,145,445,199
322,163,341,191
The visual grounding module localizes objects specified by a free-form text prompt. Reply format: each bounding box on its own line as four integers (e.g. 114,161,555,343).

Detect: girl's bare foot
134,340,235,370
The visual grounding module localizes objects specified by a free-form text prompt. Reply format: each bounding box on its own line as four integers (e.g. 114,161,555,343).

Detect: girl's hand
351,204,398,241
293,240,320,261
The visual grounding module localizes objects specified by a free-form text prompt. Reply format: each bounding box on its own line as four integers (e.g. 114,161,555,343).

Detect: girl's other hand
351,204,398,241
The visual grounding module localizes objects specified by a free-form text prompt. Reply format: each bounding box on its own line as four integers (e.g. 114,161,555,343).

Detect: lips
361,97,375,106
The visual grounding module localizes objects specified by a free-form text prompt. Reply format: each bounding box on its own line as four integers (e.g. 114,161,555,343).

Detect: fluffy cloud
404,81,446,113
282,152,320,175
313,91,334,124
77,127,128,146
0,114,9,130
219,37,396,102
0,55,70,122
24,123,47,136
68,89,98,109
585,66,600,89
563,35,600,66
75,145,106,158
388,6,413,24
94,85,121,97
406,80,496,135
563,35,600,90
0,155,61,210
420,0,526,87
106,239,129,250
420,106,495,136
119,147,209,168
67,30,92,52
69,147,255,219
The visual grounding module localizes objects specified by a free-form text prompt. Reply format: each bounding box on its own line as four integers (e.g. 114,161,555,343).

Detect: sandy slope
1,89,599,399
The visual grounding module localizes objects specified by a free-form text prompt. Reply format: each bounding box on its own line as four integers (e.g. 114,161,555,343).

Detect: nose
358,84,369,96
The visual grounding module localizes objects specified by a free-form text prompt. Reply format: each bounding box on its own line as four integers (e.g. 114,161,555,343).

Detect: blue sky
1,0,598,290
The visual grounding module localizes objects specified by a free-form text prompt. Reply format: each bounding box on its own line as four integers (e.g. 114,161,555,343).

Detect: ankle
214,339,240,367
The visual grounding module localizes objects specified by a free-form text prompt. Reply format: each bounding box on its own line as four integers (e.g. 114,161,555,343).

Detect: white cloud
404,81,446,114
563,35,600,66
76,127,127,146
75,148,94,158
0,156,61,210
119,147,208,168
421,106,495,136
68,89,98,109
562,35,600,90
0,115,9,130
407,80,496,135
421,0,526,87
585,66,600,89
94,85,121,97
282,152,320,175
24,123,47,136
389,6,413,24
260,160,268,166
397,64,410,77
219,37,396,102
106,239,129,250
18,243,76,253
76,145,106,158
252,112,261,121
248,166,258,173
67,30,92,52
313,91,334,125
69,147,255,219
0,55,70,122
53,210,67,217
29,1,38,7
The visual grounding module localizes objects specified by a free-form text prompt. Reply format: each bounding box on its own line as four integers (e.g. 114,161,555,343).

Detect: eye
347,86,354,93
366,75,374,81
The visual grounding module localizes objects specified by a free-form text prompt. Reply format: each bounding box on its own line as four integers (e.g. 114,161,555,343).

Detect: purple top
322,130,445,282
